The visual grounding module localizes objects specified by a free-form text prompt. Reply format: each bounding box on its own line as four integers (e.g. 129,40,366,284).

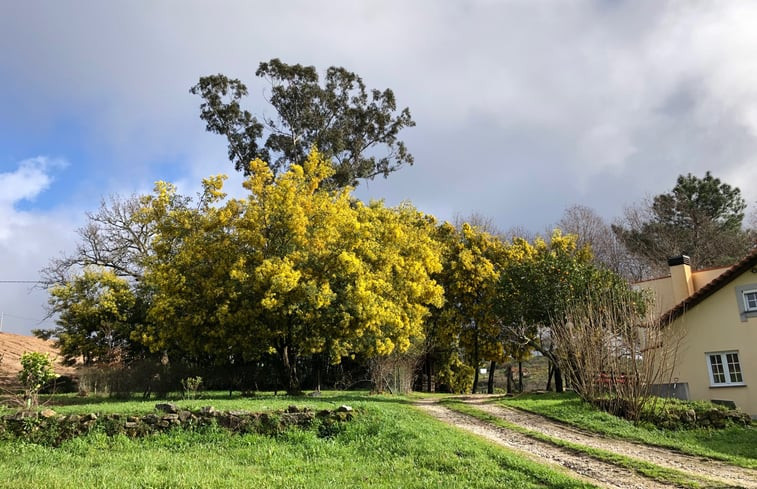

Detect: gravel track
415,397,755,489
466,397,755,489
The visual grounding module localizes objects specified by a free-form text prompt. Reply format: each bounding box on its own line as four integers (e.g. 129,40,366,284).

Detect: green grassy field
498,392,757,469
0,392,595,489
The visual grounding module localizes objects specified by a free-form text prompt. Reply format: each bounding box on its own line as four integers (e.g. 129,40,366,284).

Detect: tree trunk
471,326,480,394
518,361,523,392
281,345,301,395
426,352,433,392
315,355,321,393
546,363,554,391
554,364,564,393
487,361,496,394
429,357,434,392
506,364,514,394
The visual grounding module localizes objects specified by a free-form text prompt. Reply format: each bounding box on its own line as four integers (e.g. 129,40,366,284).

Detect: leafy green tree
140,150,442,393
40,191,191,368
613,172,753,274
427,222,506,393
190,58,415,189
39,268,138,366
496,230,602,392
18,352,57,410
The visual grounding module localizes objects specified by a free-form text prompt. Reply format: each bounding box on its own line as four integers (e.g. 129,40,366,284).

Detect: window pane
710,355,726,384
726,353,743,383
745,291,757,311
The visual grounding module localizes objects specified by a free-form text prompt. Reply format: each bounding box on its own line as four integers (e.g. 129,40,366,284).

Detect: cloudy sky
2,1,757,335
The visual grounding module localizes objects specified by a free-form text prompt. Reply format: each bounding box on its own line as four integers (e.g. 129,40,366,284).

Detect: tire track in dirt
415,399,676,489
463,397,756,489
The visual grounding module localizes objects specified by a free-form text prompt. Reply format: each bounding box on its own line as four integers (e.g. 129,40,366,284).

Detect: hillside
0,332,76,389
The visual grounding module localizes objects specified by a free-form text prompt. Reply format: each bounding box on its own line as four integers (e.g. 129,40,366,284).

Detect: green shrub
436,357,474,393
18,352,57,411
637,398,751,429
181,376,203,399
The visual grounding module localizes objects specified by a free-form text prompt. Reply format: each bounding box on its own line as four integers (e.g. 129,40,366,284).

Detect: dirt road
415,397,756,489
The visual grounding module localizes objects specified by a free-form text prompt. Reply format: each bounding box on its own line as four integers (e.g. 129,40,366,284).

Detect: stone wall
0,403,355,445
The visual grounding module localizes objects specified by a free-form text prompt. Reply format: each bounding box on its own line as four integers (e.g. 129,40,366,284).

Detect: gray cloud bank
2,1,757,334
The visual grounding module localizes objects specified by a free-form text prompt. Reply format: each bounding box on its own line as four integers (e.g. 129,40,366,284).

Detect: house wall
636,277,676,315
691,267,729,290
667,270,757,417
636,266,730,316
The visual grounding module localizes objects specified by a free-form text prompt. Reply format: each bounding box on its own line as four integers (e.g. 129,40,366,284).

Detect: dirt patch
416,397,756,489
0,332,75,390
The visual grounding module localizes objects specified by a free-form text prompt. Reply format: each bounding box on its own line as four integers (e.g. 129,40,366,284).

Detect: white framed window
744,290,757,312
706,351,745,387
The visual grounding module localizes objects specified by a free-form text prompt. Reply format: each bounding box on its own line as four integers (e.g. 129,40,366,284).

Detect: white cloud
0,158,67,241
0,158,78,335
0,157,65,206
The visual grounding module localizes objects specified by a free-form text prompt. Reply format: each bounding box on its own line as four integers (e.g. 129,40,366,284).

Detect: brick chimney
668,255,694,304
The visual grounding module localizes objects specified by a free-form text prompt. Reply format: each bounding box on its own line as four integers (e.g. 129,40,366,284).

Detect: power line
2,312,46,322
0,280,42,284
0,311,54,332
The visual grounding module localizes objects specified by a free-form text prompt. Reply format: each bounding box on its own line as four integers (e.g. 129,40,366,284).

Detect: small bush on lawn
18,352,57,411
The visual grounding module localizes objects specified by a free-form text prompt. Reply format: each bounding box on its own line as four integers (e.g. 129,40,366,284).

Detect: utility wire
0,281,42,284
2,312,46,322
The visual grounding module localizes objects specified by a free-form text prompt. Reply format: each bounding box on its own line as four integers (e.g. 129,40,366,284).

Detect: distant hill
0,332,76,389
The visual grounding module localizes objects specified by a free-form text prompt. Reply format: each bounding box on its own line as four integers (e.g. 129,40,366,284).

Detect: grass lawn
0,392,596,489
498,392,757,469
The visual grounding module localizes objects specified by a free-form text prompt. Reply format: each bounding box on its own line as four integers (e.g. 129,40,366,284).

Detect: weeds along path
464,397,756,489
415,399,674,489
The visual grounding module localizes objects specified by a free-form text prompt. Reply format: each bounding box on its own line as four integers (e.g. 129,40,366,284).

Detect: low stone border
0,403,355,445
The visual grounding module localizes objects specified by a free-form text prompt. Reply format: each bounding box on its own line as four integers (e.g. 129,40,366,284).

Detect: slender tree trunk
487,361,496,394
506,364,514,394
546,363,554,391
471,326,480,394
544,344,564,393
518,361,523,392
426,352,433,392
281,345,300,394
315,355,321,393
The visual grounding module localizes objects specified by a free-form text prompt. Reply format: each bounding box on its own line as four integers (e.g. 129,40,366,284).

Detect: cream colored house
636,250,757,417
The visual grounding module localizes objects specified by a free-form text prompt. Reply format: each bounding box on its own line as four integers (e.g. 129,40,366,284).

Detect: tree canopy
429,222,506,393
495,230,636,391
613,171,753,273
43,267,139,365
557,204,644,281
137,150,442,392
190,59,415,189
